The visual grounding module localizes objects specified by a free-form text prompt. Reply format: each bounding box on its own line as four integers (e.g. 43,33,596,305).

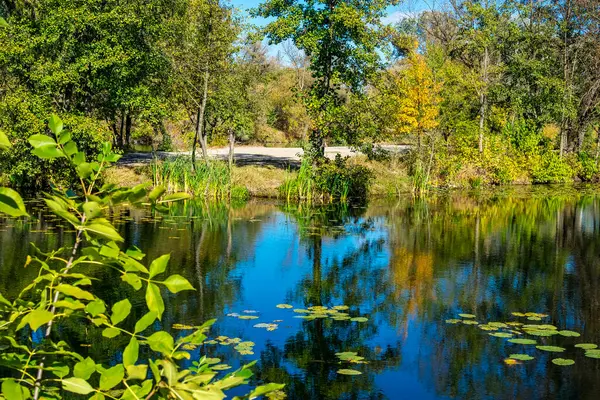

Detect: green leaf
146,331,174,355
162,274,194,293
83,202,103,220
99,364,125,390
63,140,78,156
49,362,70,378
508,353,534,361
149,254,170,278
55,284,95,301
0,188,28,217
0,292,11,307
157,192,192,204
0,129,10,149
122,273,142,291
74,357,97,380
575,343,598,350
62,377,94,395
148,186,166,202
558,330,580,337
83,223,123,242
90,393,106,400
507,338,537,345
77,162,93,179
126,364,148,380
48,114,64,135
85,300,106,317
134,312,157,333
2,379,31,400
123,337,139,367
58,131,72,145
102,327,121,338
146,283,164,319
552,358,575,366
28,134,56,148
73,151,86,165
336,369,362,376
32,145,64,159
248,383,286,399
111,299,132,325
536,346,565,352
25,309,54,331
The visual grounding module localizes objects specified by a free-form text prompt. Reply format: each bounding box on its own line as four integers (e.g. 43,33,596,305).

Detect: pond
2,186,600,399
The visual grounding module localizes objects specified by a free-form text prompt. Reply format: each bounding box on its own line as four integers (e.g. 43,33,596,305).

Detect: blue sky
229,0,435,58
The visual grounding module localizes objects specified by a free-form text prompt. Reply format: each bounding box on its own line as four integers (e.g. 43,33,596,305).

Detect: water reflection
2,187,600,399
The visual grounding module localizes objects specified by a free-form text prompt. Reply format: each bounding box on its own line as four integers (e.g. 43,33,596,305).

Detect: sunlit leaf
99,364,125,390
552,358,575,366
123,337,139,367
146,331,174,355
55,284,94,301
536,346,565,352
508,354,534,361
162,274,194,293
134,312,157,333
0,129,11,149
48,114,64,135
0,188,29,217
489,332,512,338
558,330,580,337
458,313,476,318
111,299,132,325
248,383,286,399
146,283,164,319
1,379,31,400
575,343,597,350
74,357,96,380
507,338,537,345
337,369,362,375
62,377,94,395
350,317,368,323
276,304,293,309
149,254,170,279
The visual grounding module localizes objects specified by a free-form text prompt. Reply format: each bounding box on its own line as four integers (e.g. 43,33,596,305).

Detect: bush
280,155,372,202
530,150,573,183
574,152,599,182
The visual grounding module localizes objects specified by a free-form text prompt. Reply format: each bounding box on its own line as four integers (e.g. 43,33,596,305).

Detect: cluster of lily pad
276,304,369,322
335,351,368,376
227,310,260,320
204,335,256,357
446,311,598,366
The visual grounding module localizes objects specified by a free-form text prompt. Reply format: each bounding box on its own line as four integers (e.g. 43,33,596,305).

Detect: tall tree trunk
560,0,572,157
119,109,125,149
192,68,210,170
478,46,489,154
125,110,132,149
228,128,235,171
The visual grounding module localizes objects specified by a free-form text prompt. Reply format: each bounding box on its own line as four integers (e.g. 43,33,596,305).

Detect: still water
2,186,600,399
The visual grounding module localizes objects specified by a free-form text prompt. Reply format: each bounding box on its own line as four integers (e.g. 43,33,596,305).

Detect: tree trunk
228,128,235,171
192,68,210,170
119,109,125,149
124,110,132,149
478,46,489,154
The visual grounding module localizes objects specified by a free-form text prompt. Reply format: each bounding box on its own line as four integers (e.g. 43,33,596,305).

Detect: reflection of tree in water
254,203,402,399
373,188,600,399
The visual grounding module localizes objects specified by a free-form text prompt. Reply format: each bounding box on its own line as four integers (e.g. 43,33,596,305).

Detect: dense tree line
0,0,599,191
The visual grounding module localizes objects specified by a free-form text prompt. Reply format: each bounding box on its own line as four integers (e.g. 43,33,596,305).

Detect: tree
166,0,240,168
254,0,399,158
389,44,442,149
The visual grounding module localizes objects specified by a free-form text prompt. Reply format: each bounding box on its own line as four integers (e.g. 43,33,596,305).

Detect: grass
151,157,248,200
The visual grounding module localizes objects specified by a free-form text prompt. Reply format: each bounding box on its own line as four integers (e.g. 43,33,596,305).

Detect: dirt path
119,145,409,168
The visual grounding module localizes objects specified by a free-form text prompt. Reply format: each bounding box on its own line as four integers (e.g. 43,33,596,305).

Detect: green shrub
530,150,573,183
574,152,598,182
280,155,372,202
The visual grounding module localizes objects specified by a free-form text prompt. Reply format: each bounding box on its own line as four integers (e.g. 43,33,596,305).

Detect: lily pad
558,330,580,337
551,358,575,366
462,320,479,325
446,319,461,324
489,332,513,338
238,315,259,320
276,304,293,309
527,316,542,321
584,350,600,359
508,338,537,345
478,325,497,331
509,354,534,361
350,317,368,323
524,330,557,337
458,313,476,319
504,358,521,365
212,364,232,371
511,312,526,317
337,369,362,376
293,309,310,314
536,346,565,352
575,343,598,350
488,322,508,328
333,305,350,311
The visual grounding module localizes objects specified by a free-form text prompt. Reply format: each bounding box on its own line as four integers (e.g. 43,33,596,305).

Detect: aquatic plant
0,118,283,399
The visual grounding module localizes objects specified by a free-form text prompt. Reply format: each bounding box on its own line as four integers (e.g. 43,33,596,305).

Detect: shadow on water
2,185,600,399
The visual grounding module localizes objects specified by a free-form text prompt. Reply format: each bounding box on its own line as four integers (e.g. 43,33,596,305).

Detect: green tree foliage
254,0,399,158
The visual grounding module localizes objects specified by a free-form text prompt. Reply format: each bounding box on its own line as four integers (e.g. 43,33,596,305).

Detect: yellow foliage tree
391,47,442,148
